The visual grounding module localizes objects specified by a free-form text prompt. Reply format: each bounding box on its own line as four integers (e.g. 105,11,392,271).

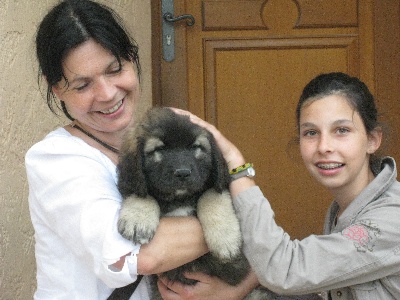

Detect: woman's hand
157,270,260,300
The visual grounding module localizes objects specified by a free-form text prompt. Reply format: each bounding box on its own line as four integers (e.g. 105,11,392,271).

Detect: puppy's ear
117,139,148,198
209,133,231,193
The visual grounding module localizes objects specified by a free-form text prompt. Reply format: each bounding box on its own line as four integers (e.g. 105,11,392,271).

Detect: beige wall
0,1,152,298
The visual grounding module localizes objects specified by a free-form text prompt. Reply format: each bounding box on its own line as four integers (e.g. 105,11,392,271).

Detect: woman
26,0,258,299
165,72,400,299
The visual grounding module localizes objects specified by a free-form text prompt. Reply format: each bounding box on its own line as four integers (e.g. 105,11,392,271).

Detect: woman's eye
109,67,122,74
75,83,89,91
108,63,124,75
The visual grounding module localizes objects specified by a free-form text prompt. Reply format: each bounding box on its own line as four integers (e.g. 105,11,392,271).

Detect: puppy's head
117,107,230,200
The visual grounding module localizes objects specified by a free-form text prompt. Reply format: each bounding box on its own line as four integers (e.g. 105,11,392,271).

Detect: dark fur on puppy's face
118,107,230,214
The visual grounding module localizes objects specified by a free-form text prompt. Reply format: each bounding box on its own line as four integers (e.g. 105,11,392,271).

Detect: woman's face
299,95,381,197
53,39,139,136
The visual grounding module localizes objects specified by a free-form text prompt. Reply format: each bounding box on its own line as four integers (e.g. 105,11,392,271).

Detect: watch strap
229,163,255,181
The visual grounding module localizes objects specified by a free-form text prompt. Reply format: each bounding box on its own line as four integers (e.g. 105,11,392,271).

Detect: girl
165,72,400,299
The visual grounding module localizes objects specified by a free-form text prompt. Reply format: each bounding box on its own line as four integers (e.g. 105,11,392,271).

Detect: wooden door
151,0,400,239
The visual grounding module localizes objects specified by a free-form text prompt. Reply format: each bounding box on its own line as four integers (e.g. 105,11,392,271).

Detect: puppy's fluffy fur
115,107,272,300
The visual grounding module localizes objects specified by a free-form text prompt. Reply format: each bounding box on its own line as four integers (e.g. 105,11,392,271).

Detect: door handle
162,0,195,62
163,12,195,26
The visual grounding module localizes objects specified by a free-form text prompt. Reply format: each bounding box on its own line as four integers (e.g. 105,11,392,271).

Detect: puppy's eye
191,144,205,152
192,144,207,160
146,146,165,156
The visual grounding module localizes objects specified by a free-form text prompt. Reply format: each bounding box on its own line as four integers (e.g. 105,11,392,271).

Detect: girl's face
299,95,381,198
53,39,139,137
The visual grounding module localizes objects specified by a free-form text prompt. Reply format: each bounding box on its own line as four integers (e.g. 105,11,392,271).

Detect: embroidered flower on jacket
342,220,381,252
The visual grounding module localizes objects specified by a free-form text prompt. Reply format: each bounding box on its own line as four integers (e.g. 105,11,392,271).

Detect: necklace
71,123,120,154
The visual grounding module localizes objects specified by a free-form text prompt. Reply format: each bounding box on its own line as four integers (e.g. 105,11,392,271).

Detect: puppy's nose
174,168,191,178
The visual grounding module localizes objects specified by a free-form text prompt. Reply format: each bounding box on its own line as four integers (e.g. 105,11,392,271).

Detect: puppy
115,107,273,300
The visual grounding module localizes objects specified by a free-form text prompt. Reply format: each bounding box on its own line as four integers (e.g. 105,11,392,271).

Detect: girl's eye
303,130,317,137
337,127,350,134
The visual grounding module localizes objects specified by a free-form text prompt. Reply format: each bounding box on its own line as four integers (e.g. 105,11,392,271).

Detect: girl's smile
315,161,345,176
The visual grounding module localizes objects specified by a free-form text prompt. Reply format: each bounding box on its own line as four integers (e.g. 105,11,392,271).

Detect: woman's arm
138,216,208,274
112,216,208,275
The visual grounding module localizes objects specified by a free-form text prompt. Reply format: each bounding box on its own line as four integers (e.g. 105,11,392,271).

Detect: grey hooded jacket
233,157,400,300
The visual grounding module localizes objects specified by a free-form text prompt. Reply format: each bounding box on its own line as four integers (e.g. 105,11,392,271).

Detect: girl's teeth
318,163,343,170
100,100,122,114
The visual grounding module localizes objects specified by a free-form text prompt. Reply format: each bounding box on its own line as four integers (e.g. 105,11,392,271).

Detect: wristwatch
230,163,256,181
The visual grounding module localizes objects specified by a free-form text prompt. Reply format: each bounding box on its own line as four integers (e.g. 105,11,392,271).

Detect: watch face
247,167,255,177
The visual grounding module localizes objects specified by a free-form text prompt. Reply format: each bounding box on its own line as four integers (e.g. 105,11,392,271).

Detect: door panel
202,0,358,30
152,0,400,239
206,37,357,237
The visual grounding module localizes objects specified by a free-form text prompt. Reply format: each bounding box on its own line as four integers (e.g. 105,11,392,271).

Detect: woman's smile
99,99,124,115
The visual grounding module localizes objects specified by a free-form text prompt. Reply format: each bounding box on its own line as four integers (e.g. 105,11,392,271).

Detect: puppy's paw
118,195,160,244
197,189,242,261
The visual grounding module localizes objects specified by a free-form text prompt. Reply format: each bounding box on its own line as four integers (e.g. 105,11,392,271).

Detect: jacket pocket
351,280,395,300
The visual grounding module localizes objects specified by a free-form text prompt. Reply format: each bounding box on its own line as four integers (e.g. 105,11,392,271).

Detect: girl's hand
170,108,256,196
157,271,260,300
169,108,246,170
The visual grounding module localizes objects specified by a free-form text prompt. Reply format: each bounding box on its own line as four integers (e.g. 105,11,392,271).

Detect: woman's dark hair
295,72,384,170
36,0,141,120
